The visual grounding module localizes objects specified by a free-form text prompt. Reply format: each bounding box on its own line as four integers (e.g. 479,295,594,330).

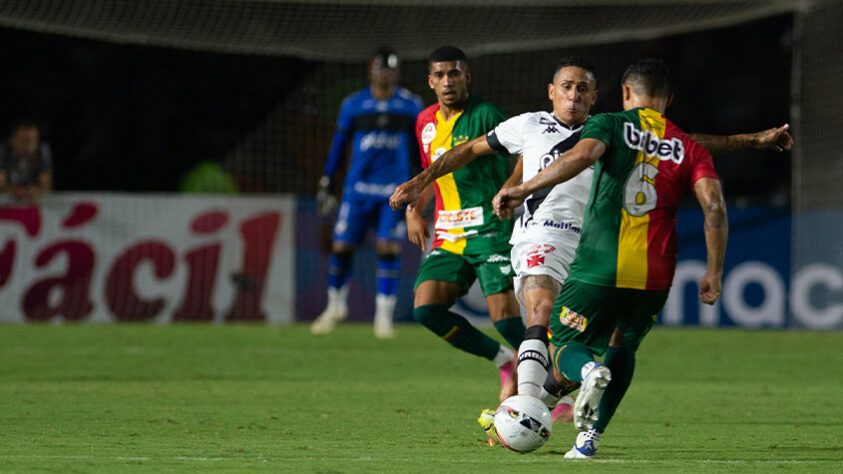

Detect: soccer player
493,58,730,458
392,56,793,423
397,45,526,402
393,56,598,417
311,47,424,338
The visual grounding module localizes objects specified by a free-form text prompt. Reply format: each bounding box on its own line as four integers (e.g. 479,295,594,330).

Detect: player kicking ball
493,58,790,459
397,55,792,452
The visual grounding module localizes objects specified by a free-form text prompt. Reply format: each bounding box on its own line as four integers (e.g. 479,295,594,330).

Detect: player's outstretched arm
492,138,604,216
689,124,792,157
694,177,728,305
389,135,494,210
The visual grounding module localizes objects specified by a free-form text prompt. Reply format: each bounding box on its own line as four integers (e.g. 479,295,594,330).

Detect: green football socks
493,316,526,350
414,304,499,360
552,342,595,383
593,346,635,432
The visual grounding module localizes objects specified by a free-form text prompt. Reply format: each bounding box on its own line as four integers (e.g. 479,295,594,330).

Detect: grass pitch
0,324,840,473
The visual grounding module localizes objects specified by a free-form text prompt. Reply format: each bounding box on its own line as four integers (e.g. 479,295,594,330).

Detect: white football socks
493,345,516,367
326,285,349,312
538,386,559,408
517,338,549,398
374,293,396,338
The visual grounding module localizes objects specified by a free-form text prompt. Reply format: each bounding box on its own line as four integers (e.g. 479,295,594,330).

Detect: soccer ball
493,395,553,453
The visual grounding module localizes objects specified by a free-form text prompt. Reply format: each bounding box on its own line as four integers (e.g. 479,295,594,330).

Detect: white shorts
510,227,579,308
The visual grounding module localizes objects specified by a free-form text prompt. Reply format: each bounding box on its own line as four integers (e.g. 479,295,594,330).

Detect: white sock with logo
517,339,549,397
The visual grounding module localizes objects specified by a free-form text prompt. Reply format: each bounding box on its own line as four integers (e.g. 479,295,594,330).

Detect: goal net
0,0,839,326
0,0,809,197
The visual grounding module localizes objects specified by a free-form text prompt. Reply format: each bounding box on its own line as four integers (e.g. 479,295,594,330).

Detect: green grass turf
0,324,841,473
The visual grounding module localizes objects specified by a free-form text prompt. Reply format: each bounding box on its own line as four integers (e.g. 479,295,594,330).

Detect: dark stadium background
0,14,791,206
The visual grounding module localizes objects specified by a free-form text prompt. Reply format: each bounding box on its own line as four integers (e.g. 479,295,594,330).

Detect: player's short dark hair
553,56,597,83
428,45,469,70
370,46,400,70
9,119,39,136
13,118,38,129
622,58,672,98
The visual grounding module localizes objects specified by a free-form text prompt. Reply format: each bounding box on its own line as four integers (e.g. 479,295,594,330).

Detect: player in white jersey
485,59,599,411
391,56,795,432
487,111,592,309
391,57,601,417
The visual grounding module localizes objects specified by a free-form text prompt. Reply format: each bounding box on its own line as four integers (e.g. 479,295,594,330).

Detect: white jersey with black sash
486,111,593,247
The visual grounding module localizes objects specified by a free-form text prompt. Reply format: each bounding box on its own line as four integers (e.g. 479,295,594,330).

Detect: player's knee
376,250,400,260
609,327,641,351
486,294,518,322
331,242,355,256
375,241,400,256
608,332,639,353
413,304,452,336
528,300,554,326
413,304,443,327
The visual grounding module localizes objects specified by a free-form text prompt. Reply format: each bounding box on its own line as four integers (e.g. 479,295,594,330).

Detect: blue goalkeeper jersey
323,86,424,198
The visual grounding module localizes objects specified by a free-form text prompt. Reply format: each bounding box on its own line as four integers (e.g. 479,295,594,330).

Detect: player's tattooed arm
492,138,604,215
689,124,792,157
390,135,494,210
420,135,494,184
694,177,728,305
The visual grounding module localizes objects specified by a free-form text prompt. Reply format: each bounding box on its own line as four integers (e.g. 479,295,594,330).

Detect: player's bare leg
373,240,401,338
517,275,561,397
485,290,522,401
311,241,354,334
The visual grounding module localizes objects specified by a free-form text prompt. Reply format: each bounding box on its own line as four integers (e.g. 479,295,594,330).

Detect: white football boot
572,362,611,430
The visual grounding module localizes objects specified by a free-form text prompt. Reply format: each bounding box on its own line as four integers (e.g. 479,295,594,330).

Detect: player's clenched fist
698,272,723,305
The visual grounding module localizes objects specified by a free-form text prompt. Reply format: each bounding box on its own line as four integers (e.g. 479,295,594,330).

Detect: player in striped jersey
394,55,793,431
393,56,599,420
493,58,733,458
393,45,526,402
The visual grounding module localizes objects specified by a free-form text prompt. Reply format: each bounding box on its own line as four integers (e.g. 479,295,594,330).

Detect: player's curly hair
553,56,597,83
622,58,672,98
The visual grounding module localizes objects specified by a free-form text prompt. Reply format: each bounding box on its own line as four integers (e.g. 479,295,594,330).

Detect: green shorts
414,247,514,297
548,279,669,356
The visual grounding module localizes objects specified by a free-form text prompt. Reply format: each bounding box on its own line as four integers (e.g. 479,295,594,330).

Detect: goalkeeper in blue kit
312,47,424,338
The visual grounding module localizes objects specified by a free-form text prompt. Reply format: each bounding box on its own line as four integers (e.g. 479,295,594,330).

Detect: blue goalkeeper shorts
333,193,405,245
